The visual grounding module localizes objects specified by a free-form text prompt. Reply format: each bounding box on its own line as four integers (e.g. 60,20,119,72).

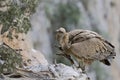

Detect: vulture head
56,27,70,48
56,27,66,41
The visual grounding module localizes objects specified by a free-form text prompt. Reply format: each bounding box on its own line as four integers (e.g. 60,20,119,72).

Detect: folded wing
68,30,115,61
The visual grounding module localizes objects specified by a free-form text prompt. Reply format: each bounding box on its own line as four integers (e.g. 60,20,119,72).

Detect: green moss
0,43,22,73
0,0,39,34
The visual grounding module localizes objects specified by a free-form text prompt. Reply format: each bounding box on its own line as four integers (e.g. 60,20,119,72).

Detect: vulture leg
56,45,75,64
78,60,86,73
64,54,74,64
56,53,74,64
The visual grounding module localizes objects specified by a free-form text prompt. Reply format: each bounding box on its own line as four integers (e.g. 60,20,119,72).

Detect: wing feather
70,38,108,60
68,29,115,60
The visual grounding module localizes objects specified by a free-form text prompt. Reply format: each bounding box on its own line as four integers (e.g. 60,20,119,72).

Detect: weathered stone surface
0,27,48,67
1,63,88,80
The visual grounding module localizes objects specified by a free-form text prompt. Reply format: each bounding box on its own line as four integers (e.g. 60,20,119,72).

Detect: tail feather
107,51,116,59
103,40,116,59
100,59,111,66
104,40,115,48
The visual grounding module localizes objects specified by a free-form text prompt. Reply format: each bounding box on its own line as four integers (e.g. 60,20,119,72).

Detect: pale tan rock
0,27,48,67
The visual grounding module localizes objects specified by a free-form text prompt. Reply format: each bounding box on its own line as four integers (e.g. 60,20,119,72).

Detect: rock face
29,3,53,63
48,64,88,80
0,64,88,80
0,27,48,67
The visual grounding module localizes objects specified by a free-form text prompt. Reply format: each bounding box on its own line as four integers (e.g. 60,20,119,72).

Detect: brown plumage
56,27,116,71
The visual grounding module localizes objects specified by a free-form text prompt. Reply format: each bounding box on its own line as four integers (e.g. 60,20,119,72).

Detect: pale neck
60,33,69,48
